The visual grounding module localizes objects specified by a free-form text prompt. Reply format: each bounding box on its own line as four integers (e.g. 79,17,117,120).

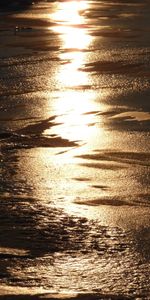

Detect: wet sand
0,293,134,300
0,0,150,299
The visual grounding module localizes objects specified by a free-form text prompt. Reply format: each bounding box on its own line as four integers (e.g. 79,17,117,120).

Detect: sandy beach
0,0,150,299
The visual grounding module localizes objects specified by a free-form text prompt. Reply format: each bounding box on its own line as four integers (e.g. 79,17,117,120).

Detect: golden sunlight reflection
44,1,109,160
45,90,106,152
50,0,91,51
45,0,103,150
58,52,88,87
49,0,92,87
50,1,88,26
55,26,91,50
40,0,111,215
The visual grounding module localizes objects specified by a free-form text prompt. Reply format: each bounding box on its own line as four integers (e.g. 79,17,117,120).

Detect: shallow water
0,0,150,299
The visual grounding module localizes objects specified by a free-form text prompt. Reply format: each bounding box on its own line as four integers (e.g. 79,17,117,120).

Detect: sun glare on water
41,0,108,165
38,0,108,212
45,0,102,149
49,0,91,50
50,0,88,26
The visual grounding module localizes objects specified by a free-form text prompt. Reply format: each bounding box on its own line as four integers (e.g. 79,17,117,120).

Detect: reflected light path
39,0,108,215
46,0,105,152
50,1,92,87
50,1,88,26
45,90,105,154
14,1,109,221
44,1,104,150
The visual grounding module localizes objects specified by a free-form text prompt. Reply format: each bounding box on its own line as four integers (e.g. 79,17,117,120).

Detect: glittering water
0,0,150,299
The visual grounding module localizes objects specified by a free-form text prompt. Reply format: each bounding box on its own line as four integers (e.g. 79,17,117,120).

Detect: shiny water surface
0,0,150,299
